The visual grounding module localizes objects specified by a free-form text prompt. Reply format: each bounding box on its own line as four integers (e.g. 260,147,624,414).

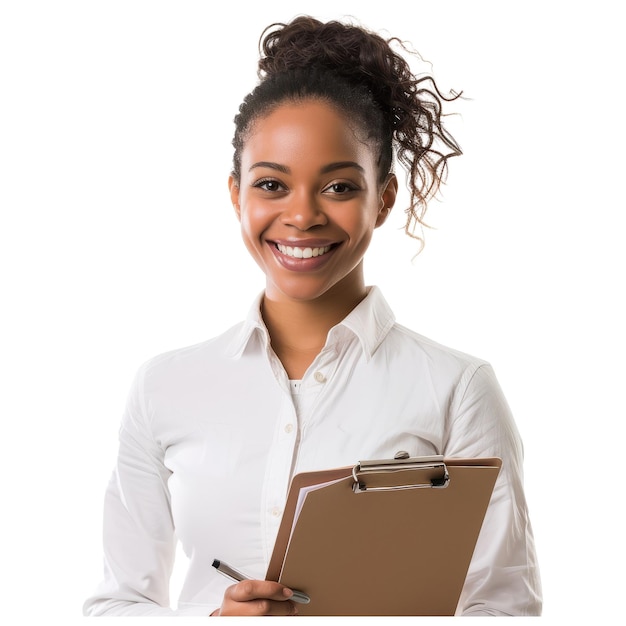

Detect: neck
261,279,368,379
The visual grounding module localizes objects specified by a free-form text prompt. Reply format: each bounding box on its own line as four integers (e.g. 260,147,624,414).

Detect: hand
212,579,298,616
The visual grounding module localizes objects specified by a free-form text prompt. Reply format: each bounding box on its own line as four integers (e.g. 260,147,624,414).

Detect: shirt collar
334,286,396,360
225,290,268,359
225,286,396,361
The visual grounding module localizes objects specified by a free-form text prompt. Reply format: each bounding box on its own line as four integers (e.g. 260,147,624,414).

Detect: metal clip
352,453,450,493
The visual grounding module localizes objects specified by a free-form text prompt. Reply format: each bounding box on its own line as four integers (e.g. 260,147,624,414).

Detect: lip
270,238,339,247
267,238,341,272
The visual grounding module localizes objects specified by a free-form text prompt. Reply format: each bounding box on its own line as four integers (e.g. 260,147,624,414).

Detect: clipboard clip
352,452,450,493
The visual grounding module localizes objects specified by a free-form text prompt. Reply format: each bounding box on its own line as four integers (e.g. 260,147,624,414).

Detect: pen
212,559,310,604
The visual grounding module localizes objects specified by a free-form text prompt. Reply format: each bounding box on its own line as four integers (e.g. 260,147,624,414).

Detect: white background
1,1,624,623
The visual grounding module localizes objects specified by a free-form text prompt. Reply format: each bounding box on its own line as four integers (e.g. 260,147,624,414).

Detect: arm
445,363,542,616
83,364,298,616
82,365,198,616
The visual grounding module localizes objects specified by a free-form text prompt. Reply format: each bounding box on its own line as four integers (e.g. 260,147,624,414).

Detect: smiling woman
231,99,398,378
231,99,397,360
83,15,542,617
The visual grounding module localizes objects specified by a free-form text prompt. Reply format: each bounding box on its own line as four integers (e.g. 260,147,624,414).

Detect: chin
266,277,337,304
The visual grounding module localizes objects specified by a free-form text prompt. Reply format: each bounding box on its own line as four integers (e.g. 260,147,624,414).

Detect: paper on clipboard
289,477,345,545
293,477,345,521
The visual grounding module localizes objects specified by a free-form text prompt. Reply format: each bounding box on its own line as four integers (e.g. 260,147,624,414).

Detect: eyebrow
248,161,365,174
321,161,365,174
249,161,290,174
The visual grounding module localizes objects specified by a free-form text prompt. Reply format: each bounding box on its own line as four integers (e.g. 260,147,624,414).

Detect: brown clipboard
266,454,501,616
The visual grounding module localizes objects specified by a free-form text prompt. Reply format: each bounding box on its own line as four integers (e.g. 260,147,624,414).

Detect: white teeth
276,244,332,259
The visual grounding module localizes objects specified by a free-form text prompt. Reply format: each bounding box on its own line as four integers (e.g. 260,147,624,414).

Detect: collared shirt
83,287,542,616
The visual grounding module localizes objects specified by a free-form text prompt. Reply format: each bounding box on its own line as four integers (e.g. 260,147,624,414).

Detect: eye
253,178,285,193
323,181,359,195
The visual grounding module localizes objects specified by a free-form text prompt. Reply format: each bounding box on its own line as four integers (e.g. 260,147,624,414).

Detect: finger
219,597,298,616
220,581,298,616
227,579,294,603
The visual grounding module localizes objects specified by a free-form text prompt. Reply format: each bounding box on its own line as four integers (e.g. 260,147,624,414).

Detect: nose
280,191,328,230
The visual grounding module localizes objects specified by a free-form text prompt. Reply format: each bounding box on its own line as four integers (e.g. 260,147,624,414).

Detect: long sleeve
82,365,212,616
445,363,542,615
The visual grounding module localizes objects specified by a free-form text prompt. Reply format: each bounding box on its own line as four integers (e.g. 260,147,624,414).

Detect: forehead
241,99,376,169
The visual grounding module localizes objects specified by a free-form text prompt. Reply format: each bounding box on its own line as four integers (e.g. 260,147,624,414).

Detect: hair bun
258,16,387,87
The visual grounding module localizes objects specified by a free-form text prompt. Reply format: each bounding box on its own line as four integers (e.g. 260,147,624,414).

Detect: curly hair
231,16,462,249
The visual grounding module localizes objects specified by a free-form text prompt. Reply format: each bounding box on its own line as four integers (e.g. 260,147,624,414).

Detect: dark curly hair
231,16,462,249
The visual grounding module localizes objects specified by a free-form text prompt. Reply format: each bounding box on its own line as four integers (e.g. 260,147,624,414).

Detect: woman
84,15,542,616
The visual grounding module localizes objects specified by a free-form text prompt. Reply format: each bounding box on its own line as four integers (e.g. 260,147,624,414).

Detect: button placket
308,344,340,387
261,395,299,558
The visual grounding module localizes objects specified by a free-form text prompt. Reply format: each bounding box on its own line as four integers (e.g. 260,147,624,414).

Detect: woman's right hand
211,579,298,616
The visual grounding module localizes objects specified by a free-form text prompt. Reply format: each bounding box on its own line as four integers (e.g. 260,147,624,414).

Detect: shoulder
134,322,246,386
367,322,502,410
384,322,489,376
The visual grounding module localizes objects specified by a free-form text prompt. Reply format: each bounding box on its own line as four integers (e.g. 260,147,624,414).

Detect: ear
375,173,398,228
228,175,241,221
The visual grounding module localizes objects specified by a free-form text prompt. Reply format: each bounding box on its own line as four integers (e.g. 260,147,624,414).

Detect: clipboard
266,453,501,616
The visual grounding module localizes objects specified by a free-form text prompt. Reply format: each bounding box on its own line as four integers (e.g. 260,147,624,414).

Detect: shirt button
271,507,282,517
314,371,326,383
284,423,294,434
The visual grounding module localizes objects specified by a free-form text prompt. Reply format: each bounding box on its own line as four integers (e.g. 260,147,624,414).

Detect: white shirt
83,287,542,616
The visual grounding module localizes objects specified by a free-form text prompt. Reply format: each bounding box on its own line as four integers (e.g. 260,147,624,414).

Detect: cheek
239,200,269,238
338,207,378,244
238,202,278,261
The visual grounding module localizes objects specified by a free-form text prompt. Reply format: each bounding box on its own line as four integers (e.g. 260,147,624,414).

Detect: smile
275,244,333,259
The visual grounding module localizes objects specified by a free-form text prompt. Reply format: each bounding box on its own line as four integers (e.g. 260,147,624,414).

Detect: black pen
212,559,310,604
